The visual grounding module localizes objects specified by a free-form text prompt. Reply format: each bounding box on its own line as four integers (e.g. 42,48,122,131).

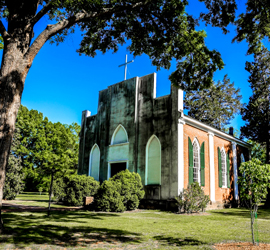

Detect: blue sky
3,1,257,132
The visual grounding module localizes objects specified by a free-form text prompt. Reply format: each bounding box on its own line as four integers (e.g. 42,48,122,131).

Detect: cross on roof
118,54,134,80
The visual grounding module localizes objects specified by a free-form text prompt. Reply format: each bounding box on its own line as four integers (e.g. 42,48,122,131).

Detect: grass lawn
1,193,270,249
3,192,72,208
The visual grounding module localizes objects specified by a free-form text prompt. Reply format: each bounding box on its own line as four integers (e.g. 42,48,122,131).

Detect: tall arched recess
89,144,100,181
111,124,128,145
145,135,161,185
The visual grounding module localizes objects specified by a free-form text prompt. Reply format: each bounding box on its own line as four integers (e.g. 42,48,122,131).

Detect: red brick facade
183,124,249,202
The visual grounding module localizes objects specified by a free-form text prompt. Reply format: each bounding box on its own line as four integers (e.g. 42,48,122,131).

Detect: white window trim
107,160,128,180
89,143,100,181
192,138,201,185
110,124,129,145
220,147,227,188
145,135,161,186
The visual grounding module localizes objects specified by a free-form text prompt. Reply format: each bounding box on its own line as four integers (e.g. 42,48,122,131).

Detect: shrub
53,177,66,202
175,182,210,213
95,170,145,212
53,175,99,206
111,170,145,210
94,180,125,212
3,153,24,200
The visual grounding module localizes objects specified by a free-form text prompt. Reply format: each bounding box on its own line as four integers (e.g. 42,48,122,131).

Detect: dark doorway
111,162,126,177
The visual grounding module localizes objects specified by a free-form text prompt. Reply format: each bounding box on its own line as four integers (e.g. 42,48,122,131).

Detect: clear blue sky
3,1,258,132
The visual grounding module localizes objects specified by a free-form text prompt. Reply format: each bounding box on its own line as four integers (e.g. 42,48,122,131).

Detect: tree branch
25,0,152,65
29,1,54,28
0,20,9,40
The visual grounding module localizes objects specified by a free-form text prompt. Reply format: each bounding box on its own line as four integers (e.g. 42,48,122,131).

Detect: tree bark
0,41,30,232
251,209,255,245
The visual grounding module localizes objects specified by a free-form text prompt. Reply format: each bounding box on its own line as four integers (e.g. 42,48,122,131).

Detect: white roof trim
182,115,251,149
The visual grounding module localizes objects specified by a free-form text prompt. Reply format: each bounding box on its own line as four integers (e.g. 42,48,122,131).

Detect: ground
1,193,270,249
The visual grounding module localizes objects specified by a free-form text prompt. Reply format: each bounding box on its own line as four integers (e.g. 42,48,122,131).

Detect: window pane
221,151,226,187
193,142,199,183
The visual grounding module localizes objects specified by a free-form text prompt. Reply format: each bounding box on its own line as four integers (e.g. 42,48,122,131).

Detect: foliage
238,158,270,245
9,105,80,214
53,177,66,203
175,182,210,213
38,187,43,195
241,47,270,163
1,1,224,89
53,175,99,206
12,105,80,191
95,170,145,212
185,74,242,130
95,180,126,212
110,170,145,210
247,140,266,164
200,0,270,55
3,128,24,200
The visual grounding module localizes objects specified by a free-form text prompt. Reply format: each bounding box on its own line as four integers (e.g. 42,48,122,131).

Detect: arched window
89,144,100,181
188,137,205,186
221,149,227,187
145,135,161,185
218,147,230,188
193,139,200,184
111,124,128,145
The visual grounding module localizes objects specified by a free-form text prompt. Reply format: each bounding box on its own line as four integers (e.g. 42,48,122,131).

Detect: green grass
1,201,270,249
3,192,71,208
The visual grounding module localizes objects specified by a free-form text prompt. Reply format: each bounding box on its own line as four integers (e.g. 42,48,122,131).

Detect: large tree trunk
0,41,30,232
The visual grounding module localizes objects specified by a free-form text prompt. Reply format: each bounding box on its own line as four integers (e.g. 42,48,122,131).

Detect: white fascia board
183,116,251,149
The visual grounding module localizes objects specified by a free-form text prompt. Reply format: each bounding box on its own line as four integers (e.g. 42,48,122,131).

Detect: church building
78,73,250,207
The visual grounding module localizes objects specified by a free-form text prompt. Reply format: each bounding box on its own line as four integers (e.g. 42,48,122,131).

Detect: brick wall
183,124,244,202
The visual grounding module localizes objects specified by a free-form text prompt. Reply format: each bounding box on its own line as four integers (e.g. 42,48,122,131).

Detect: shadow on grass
1,211,141,248
4,210,120,224
210,208,270,220
154,235,206,247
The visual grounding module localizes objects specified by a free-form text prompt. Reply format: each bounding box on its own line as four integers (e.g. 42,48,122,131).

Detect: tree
238,159,270,245
199,0,270,54
247,140,266,164
184,74,242,130
3,127,24,200
41,121,80,215
5,105,80,215
0,0,225,231
14,105,50,191
241,47,270,163
240,47,270,207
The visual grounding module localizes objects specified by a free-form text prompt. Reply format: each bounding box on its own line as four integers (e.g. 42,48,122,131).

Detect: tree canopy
241,47,270,163
199,0,270,54
184,74,242,130
238,158,270,245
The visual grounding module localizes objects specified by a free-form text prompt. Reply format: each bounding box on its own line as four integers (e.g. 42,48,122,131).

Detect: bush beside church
53,170,145,212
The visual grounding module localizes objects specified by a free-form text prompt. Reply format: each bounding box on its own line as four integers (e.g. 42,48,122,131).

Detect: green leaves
175,182,210,213
238,158,270,207
200,0,270,54
240,47,270,162
184,74,242,130
95,170,145,212
75,0,224,90
14,105,80,190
